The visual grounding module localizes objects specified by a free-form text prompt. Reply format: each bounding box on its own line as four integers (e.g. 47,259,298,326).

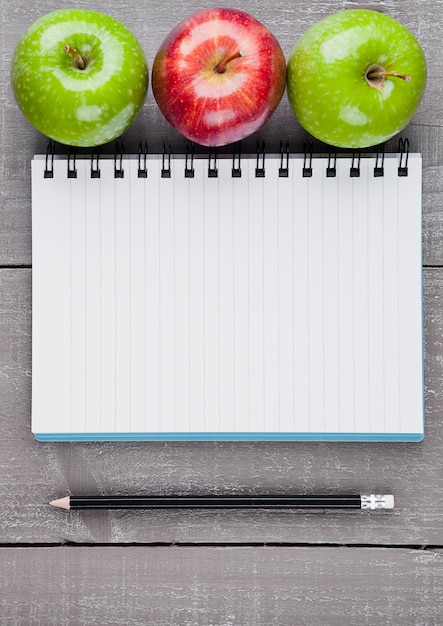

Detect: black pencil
50,494,394,511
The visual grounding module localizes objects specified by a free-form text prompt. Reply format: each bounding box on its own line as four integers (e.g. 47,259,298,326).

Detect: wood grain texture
0,268,442,545
1,546,442,625
1,0,443,265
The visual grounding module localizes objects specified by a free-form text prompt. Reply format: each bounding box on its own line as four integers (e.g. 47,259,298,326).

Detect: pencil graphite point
50,496,70,510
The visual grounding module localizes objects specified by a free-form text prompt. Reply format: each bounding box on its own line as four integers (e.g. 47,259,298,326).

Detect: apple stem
367,68,411,83
214,50,245,74
65,45,86,70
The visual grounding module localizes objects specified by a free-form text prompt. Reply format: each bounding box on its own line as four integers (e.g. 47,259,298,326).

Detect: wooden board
1,546,442,625
1,1,443,265
0,269,442,545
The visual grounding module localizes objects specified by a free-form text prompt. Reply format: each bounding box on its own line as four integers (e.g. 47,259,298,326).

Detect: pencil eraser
384,495,395,509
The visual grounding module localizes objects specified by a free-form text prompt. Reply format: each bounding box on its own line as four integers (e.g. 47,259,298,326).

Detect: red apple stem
367,68,411,82
214,50,245,74
64,45,86,70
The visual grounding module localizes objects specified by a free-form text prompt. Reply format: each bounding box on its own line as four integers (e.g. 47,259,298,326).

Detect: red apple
152,8,286,147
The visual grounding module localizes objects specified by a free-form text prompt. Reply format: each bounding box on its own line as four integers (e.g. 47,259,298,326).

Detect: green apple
287,9,427,148
11,9,148,147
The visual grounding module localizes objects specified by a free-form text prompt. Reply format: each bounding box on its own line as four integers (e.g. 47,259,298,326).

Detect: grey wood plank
1,0,442,265
1,546,442,625
0,268,442,545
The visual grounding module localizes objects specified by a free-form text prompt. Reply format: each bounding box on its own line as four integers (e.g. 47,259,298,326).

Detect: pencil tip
50,496,70,510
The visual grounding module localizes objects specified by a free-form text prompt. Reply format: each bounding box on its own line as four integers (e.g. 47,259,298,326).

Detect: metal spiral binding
303,140,312,177
208,150,218,178
161,142,171,178
255,141,265,178
398,138,409,177
326,150,336,178
232,143,242,178
42,139,407,182
374,144,385,177
114,141,124,178
279,140,289,178
138,141,148,178
350,151,361,177
67,149,77,179
44,141,55,178
90,149,100,178
185,142,195,178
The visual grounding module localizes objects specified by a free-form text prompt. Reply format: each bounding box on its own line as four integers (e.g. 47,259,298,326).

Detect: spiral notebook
31,143,424,441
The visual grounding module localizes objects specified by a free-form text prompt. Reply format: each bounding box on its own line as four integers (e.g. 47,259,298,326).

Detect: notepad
31,146,424,441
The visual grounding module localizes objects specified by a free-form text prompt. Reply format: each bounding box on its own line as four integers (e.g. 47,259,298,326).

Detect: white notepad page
31,151,424,441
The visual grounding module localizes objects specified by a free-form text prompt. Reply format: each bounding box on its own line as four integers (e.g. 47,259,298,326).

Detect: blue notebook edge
34,430,424,442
